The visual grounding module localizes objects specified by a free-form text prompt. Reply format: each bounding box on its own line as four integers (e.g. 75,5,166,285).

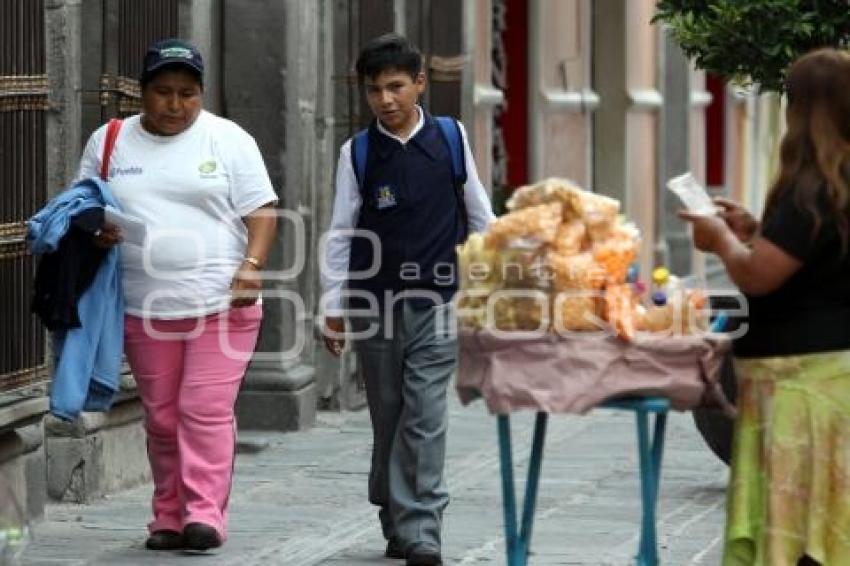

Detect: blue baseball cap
141,39,204,85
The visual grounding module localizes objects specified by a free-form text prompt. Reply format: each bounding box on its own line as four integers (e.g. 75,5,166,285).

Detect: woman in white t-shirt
77,39,278,552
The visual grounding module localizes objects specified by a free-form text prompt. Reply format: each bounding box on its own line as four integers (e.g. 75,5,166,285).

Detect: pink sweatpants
124,305,262,540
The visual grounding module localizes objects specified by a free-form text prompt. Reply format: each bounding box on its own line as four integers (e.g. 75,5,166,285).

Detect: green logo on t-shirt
198,160,217,174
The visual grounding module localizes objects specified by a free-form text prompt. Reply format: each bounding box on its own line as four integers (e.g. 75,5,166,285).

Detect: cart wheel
692,348,737,465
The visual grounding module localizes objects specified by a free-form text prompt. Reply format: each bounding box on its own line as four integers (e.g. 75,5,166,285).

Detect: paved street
21,393,728,565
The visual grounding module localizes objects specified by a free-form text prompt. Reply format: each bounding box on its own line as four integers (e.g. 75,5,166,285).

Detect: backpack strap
434,116,467,186
434,116,470,239
351,127,370,196
100,118,123,181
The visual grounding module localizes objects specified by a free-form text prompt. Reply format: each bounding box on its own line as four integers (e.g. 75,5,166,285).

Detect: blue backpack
351,116,469,232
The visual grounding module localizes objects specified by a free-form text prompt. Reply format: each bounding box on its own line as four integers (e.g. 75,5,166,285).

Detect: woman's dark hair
355,33,422,83
764,48,850,254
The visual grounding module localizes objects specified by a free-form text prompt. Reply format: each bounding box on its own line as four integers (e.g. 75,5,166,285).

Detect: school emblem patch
375,185,397,209
198,160,217,174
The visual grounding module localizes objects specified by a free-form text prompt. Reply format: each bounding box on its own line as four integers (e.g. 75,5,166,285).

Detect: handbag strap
100,118,123,181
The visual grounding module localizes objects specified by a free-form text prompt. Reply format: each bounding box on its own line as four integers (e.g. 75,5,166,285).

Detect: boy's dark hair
355,33,422,83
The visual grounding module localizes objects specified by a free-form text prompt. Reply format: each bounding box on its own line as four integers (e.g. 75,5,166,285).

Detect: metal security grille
0,0,48,392
100,0,179,118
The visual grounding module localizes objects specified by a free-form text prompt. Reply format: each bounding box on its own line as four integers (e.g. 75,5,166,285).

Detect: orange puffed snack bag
485,202,563,249
553,219,587,255
573,191,620,241
593,233,638,285
506,178,584,221
549,251,605,291
549,252,605,332
604,283,638,341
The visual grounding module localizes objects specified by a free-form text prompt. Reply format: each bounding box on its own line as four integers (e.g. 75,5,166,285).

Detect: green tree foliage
653,1,850,92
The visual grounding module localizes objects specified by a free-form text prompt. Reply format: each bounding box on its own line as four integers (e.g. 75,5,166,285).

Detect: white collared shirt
321,106,496,316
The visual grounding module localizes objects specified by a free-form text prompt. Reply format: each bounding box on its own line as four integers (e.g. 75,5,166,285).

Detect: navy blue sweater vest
348,114,467,308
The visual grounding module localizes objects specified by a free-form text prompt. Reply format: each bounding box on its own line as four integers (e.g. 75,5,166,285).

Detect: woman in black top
681,48,850,566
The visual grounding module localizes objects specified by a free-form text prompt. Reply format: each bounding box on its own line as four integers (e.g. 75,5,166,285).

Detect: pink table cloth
457,330,732,415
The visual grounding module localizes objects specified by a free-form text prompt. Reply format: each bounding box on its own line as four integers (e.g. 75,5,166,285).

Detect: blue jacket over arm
27,177,125,420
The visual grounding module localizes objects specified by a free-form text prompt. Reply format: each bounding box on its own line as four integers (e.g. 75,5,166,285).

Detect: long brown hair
764,48,850,254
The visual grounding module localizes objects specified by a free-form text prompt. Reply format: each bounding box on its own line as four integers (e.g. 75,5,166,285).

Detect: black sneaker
145,529,182,550
182,522,222,551
385,537,406,559
406,546,442,566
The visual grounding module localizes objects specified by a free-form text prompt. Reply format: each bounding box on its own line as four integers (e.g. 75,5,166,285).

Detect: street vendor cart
457,329,730,566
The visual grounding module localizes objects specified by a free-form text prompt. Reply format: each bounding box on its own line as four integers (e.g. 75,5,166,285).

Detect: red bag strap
100,118,123,181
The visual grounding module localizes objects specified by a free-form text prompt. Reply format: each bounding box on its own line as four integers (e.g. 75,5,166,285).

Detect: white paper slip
666,172,719,216
104,206,147,246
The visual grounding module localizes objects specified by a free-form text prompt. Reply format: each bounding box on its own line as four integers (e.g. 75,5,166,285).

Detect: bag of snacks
604,283,638,341
573,191,620,242
592,226,639,285
505,178,583,220
549,252,605,331
492,238,553,331
485,202,563,249
456,233,499,330
553,219,587,255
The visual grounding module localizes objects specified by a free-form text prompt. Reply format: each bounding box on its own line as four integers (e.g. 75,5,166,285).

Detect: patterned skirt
723,351,850,566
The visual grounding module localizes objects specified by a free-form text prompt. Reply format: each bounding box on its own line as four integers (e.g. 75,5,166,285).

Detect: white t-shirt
77,110,278,319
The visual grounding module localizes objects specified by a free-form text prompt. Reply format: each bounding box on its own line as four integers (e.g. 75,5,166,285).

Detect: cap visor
144,60,203,77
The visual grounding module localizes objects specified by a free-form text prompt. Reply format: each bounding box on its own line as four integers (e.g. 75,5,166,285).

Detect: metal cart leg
497,412,548,566
635,409,668,566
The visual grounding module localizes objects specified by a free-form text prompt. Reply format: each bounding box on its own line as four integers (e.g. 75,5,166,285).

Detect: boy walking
321,34,494,565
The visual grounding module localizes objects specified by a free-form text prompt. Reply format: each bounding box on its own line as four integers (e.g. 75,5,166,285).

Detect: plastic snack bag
592,224,639,285
549,252,605,332
456,233,499,329
505,178,583,219
493,239,553,331
604,283,638,341
574,191,620,242
485,202,563,248
553,219,587,255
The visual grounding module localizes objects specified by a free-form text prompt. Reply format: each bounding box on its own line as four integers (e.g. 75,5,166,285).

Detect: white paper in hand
667,172,718,216
104,206,147,246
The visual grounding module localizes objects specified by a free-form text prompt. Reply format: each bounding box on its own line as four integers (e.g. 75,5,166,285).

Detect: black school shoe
406,545,442,566
145,529,183,550
385,537,406,559
384,537,407,560
182,522,222,551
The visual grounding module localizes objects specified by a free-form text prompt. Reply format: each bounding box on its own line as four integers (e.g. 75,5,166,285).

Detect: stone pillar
461,0,504,192
656,27,692,276
46,0,85,196
230,0,317,431
0,399,48,522
689,69,714,280
592,0,628,201
529,0,597,186
312,0,369,411
593,0,662,277
178,0,223,115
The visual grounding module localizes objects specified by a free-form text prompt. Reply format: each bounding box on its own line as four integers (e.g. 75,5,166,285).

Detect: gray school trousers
351,299,457,551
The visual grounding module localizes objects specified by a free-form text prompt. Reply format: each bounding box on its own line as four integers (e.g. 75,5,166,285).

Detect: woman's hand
230,261,262,307
678,211,735,254
714,197,759,243
93,222,122,248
